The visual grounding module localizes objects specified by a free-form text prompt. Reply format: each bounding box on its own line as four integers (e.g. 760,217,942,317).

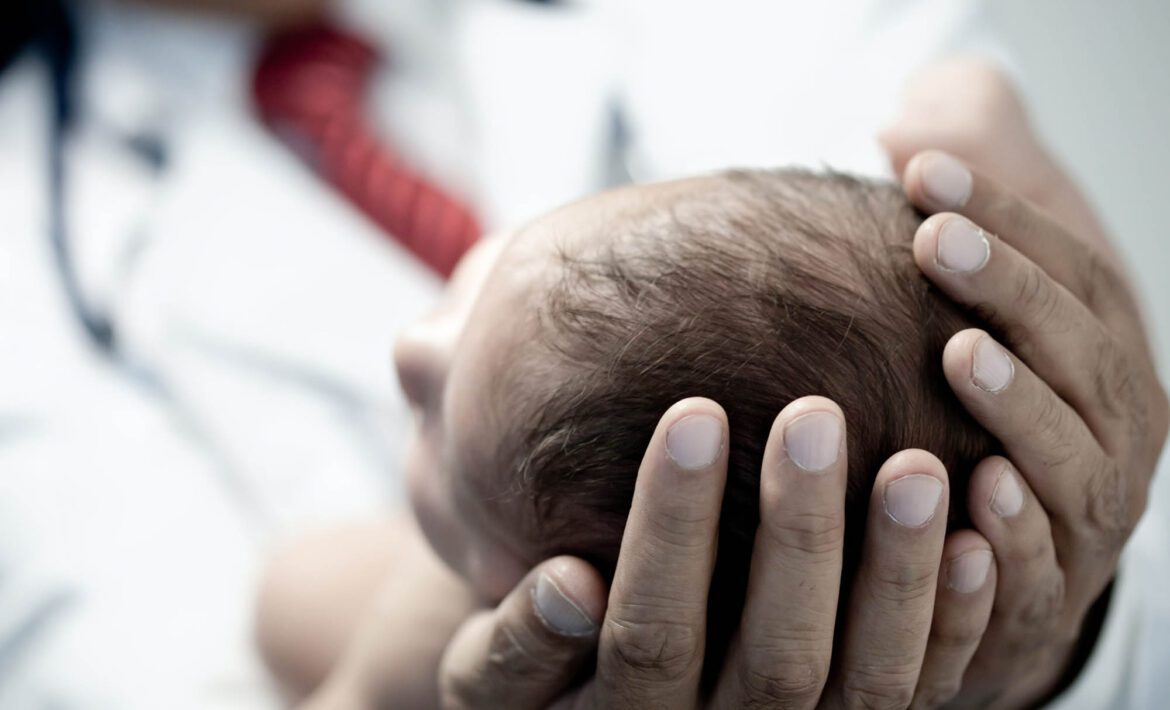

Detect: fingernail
884,474,944,528
666,414,724,470
937,218,990,273
921,153,973,210
990,465,1025,518
785,411,843,472
534,573,597,636
972,337,1014,393
947,549,993,593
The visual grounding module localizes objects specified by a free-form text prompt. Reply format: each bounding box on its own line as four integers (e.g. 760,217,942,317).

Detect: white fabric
345,0,1011,226
0,5,437,707
1051,456,1170,708
0,0,1165,707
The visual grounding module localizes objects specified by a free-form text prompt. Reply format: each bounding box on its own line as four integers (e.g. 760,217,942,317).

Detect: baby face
394,177,716,600
394,231,538,601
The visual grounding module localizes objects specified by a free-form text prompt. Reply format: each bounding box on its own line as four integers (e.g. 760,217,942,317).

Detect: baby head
394,169,998,655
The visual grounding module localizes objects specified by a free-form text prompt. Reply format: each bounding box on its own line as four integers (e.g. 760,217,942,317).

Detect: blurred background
0,0,1167,707
989,0,1170,360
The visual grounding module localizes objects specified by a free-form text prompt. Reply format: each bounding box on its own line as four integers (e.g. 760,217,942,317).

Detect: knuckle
842,664,918,710
1090,339,1136,426
1083,461,1130,549
912,681,962,710
1008,533,1052,568
644,505,720,552
1030,393,1080,473
929,619,986,651
1074,245,1121,315
994,518,1049,567
740,652,830,708
604,615,702,683
439,626,535,701
985,184,1030,229
438,617,561,708
966,274,1047,360
489,623,541,672
1013,263,1063,332
438,656,487,710
871,563,938,606
762,509,846,559
1002,574,1065,640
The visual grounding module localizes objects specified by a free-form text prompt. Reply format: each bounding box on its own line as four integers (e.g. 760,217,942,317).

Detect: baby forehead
443,324,570,557
444,248,559,479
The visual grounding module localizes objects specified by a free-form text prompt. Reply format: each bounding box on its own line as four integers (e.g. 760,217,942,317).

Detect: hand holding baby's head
396,169,998,671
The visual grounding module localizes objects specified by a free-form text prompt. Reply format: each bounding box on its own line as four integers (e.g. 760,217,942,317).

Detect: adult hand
898,150,1169,707
439,396,1000,709
438,152,1169,708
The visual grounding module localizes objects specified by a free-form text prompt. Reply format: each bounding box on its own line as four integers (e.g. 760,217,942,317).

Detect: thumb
438,556,606,710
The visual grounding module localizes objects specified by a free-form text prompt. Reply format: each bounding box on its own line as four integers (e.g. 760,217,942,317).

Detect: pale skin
256,61,1169,708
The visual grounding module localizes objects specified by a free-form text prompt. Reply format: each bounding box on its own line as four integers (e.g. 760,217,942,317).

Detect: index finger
593,397,728,709
902,150,1143,338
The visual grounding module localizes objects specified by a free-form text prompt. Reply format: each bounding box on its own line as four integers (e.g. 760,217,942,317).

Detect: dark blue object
2,0,116,352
